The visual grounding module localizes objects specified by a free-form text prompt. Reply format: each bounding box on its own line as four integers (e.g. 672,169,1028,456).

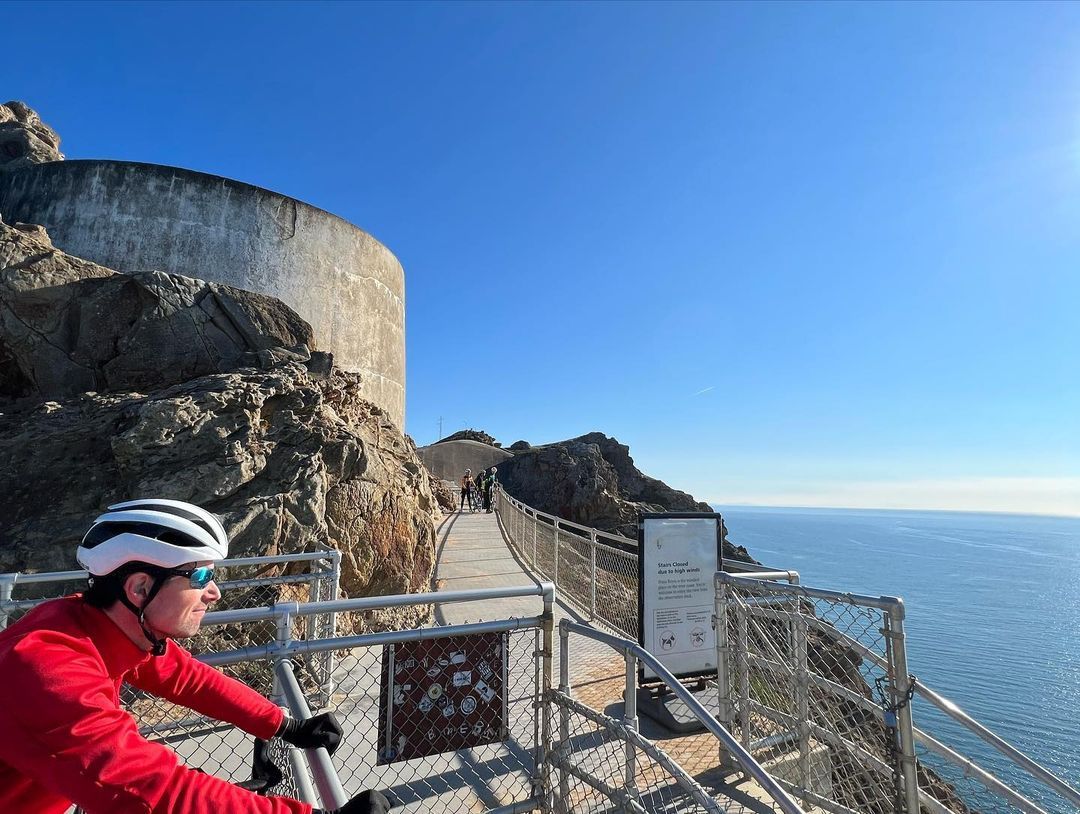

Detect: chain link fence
550,690,732,814
555,619,808,814
496,490,639,639
0,548,340,629
125,586,553,812
715,573,917,814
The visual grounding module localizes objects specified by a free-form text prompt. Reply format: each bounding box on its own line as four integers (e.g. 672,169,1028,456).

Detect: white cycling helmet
77,499,229,576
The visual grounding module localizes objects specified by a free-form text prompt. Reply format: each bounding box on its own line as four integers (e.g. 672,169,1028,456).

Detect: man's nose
203,580,222,603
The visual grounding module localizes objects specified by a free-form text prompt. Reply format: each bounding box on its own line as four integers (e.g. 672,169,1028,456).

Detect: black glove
314,789,393,814
236,738,283,794
277,712,343,755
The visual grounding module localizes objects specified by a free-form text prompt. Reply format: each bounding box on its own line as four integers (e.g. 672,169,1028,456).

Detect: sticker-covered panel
377,632,507,765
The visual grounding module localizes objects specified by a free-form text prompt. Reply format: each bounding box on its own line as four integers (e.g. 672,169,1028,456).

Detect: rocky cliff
494,431,751,561
0,101,63,172
0,213,438,601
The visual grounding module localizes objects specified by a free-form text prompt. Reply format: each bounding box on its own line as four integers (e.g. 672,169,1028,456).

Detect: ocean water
713,506,1080,812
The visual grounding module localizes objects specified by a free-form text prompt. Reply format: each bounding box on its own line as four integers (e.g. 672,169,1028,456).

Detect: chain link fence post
0,574,15,630
793,592,811,790
714,574,737,771
556,620,570,814
737,602,751,751
588,531,597,620
539,588,555,814
623,649,639,802
553,519,561,586
887,602,920,814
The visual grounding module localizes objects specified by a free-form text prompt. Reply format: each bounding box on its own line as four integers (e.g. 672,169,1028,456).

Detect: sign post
636,512,724,732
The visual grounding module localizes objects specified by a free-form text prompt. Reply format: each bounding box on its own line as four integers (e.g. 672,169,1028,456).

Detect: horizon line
707,502,1080,521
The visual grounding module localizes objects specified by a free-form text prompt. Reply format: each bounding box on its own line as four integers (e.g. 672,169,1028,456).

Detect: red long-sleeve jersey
0,595,313,814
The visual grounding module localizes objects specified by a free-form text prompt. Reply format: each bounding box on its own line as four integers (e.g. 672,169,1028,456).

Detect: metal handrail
560,619,808,814
204,583,555,626
715,570,905,613
912,682,1080,809
497,488,784,573
274,660,348,809
0,550,335,587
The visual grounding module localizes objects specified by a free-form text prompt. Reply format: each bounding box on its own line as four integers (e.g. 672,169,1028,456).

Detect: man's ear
123,572,154,605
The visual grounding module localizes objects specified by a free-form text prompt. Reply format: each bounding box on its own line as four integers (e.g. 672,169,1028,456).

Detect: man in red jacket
0,498,389,814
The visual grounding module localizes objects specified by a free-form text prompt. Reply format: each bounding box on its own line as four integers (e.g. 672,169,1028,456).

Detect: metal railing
127,580,815,814
130,584,556,813
494,488,772,641
555,619,809,814
715,571,919,814
714,572,1080,814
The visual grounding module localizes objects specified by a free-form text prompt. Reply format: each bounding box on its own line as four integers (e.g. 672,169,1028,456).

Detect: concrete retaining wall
417,440,512,482
0,160,405,426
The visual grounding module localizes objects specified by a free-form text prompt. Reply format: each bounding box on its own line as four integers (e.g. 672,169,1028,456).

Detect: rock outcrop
0,215,437,602
0,101,63,172
495,432,751,561
1,218,323,406
436,428,499,447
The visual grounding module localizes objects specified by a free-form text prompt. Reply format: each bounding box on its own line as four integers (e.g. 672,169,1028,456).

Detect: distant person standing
473,469,486,513
483,466,497,512
460,469,473,512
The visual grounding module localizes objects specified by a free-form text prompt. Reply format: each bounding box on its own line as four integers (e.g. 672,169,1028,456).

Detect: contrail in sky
692,386,715,397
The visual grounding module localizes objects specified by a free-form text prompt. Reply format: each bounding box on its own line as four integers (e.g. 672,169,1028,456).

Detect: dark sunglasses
165,565,216,589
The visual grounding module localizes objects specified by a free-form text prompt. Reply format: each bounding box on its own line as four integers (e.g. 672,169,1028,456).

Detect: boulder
0,217,316,407
494,432,751,561
0,101,63,172
508,440,531,452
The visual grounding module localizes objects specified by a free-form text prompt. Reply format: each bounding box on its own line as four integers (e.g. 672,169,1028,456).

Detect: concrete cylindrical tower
0,160,405,426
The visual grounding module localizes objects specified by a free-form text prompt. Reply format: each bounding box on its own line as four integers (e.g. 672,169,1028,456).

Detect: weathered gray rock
0,102,63,172
508,440,531,452
0,364,437,600
0,217,317,407
437,428,498,446
0,212,436,604
495,432,751,560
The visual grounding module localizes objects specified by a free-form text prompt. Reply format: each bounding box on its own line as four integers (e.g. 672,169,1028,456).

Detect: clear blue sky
8,1,1079,515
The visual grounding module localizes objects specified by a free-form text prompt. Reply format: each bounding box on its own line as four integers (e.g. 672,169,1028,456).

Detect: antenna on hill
438,416,443,440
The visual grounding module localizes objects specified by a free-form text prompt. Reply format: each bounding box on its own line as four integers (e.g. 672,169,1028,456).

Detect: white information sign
639,515,722,680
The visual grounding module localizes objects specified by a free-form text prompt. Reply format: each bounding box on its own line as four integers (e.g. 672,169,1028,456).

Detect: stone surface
0,101,63,172
494,432,752,560
0,217,315,407
508,440,531,452
0,363,437,600
436,428,498,446
0,160,405,426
